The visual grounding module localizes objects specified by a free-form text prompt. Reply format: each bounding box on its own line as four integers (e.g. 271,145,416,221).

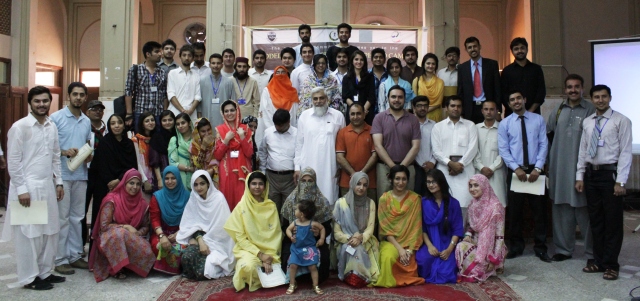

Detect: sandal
114,272,127,279
582,262,603,273
285,283,297,295
23,278,53,290
496,268,504,275
603,269,618,280
313,285,324,295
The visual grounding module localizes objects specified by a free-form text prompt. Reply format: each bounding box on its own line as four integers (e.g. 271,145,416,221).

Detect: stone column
315,0,348,25
206,0,241,55
11,0,38,88
531,1,563,96
98,0,139,117
423,0,459,59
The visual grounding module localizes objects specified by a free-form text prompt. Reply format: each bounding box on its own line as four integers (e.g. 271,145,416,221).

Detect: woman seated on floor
455,174,507,282
280,168,334,284
372,165,425,287
149,166,190,275
333,172,380,286
88,169,155,282
224,171,283,292
416,169,464,284
177,170,235,280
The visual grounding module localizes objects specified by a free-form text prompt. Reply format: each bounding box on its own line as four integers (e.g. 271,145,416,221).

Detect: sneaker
70,258,89,269
54,264,75,275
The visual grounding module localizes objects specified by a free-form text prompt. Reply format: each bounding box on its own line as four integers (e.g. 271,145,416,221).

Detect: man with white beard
294,87,345,204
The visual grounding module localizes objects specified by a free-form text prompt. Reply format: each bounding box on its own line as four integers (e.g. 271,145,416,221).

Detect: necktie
588,115,604,158
519,115,529,166
473,61,482,98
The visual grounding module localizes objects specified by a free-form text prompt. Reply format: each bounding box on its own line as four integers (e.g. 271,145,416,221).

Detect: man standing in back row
501,37,546,117
326,23,360,71
293,24,320,68
457,37,501,124
576,85,632,281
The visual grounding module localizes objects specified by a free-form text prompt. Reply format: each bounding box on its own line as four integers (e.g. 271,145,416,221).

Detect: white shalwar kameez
431,117,478,208
1,114,63,285
473,121,507,207
295,107,345,205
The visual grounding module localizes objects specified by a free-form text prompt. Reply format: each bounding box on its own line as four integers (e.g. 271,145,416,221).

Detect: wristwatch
158,233,165,239
617,182,625,187
534,167,542,173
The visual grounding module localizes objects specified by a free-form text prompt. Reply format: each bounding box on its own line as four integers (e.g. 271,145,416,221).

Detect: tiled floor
1,207,640,301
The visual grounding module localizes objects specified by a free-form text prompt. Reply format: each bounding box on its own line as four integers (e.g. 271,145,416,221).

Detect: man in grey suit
457,36,501,124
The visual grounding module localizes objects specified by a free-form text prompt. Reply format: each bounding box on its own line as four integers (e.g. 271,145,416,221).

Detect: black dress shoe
41,274,66,283
506,250,523,259
536,252,553,263
551,254,572,262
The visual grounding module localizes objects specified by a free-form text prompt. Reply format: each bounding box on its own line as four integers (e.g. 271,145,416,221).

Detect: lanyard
595,110,614,138
210,75,221,97
149,73,156,85
235,78,248,96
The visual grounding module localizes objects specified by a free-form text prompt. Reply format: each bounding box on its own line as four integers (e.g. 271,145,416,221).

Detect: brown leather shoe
70,258,89,269
54,264,75,275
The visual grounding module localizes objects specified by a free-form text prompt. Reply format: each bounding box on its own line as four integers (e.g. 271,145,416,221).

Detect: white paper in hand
509,173,546,195
256,263,286,288
9,201,48,225
346,245,356,255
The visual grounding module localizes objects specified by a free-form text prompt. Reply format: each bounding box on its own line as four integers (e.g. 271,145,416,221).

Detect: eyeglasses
89,107,104,112
426,180,437,185
414,104,429,109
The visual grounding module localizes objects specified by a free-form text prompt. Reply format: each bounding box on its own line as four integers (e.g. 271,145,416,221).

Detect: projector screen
591,38,640,153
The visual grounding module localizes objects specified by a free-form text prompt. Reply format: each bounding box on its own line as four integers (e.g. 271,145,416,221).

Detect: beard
313,103,329,116
235,72,248,80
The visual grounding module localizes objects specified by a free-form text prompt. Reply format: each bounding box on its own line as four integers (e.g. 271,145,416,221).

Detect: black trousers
585,169,623,271
413,162,427,196
506,168,548,254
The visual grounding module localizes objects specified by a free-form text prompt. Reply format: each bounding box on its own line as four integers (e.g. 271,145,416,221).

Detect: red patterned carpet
157,274,522,301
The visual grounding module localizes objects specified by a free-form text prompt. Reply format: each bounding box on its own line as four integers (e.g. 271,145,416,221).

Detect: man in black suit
500,37,546,117
457,37,501,123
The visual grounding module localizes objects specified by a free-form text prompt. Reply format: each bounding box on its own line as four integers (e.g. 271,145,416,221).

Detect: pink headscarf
467,174,504,234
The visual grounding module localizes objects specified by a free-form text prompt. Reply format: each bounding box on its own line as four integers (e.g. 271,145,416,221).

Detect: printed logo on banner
268,31,277,42
329,30,338,42
391,31,401,43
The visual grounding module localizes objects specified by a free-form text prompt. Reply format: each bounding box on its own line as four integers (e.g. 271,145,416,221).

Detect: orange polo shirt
335,124,377,188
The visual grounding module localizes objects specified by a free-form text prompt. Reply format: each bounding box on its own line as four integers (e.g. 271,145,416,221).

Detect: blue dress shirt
498,110,548,171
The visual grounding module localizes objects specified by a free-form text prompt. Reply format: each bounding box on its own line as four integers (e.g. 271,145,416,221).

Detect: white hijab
177,170,235,279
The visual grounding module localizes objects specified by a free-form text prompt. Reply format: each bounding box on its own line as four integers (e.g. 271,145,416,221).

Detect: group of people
0,22,632,293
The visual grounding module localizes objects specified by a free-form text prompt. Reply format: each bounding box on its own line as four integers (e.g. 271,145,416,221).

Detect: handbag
114,64,139,116
344,271,368,288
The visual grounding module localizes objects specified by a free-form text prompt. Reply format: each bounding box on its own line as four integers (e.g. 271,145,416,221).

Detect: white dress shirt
167,67,202,121
431,117,478,207
576,108,633,183
437,67,458,87
190,61,211,78
290,63,313,91
248,67,273,97
258,125,297,172
473,121,507,206
415,118,437,166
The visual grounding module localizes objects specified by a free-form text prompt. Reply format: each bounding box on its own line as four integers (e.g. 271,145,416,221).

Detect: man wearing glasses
437,47,460,100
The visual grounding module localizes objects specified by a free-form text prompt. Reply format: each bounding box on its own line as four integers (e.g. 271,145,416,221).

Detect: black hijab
150,124,175,155
93,114,137,181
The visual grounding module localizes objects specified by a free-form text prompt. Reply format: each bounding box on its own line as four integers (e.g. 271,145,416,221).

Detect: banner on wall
245,25,422,70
